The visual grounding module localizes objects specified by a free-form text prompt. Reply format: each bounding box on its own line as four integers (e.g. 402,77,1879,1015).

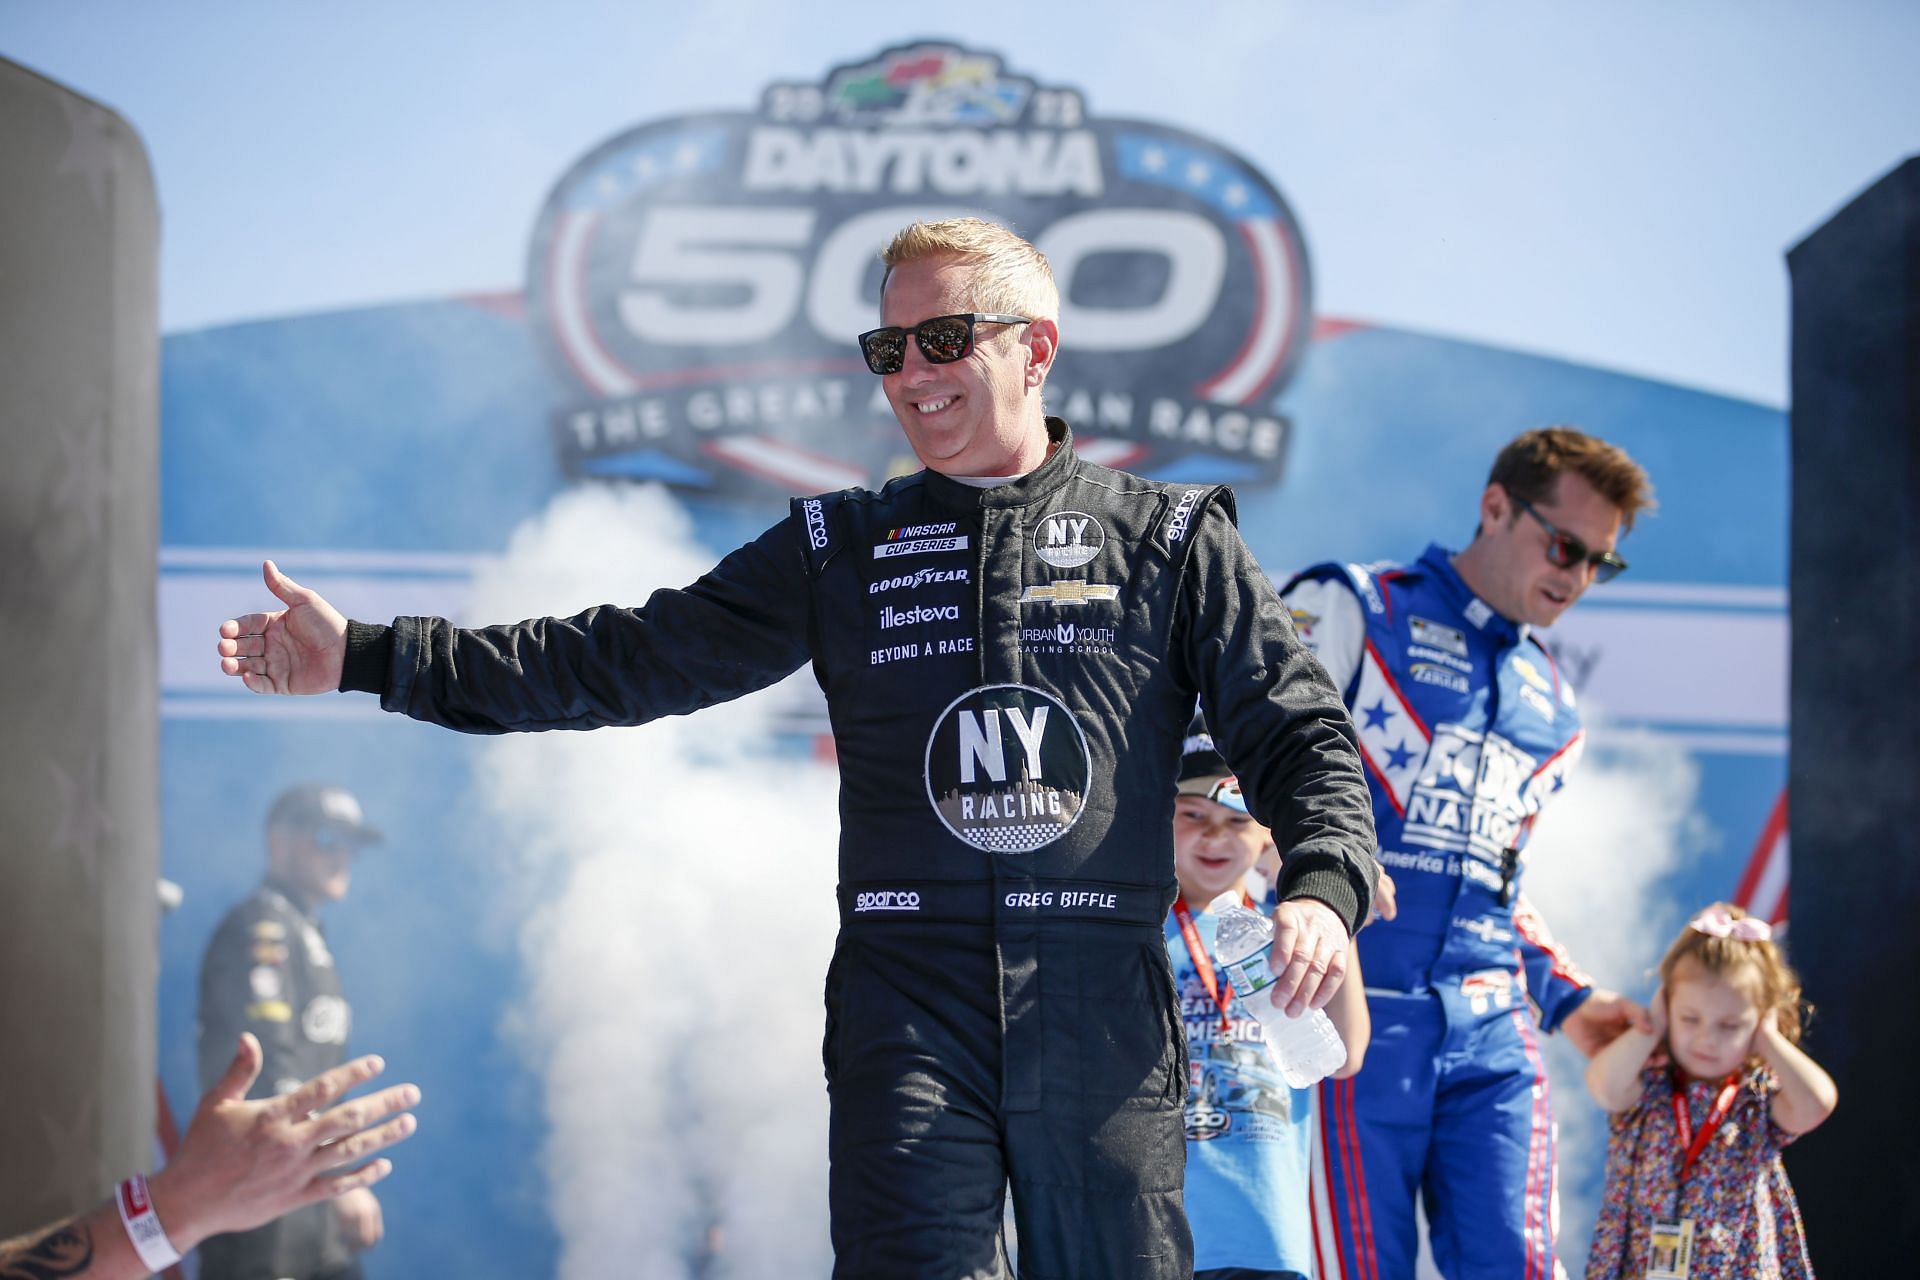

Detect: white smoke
1518,725,1706,1273
452,485,1708,1277
466,483,841,1279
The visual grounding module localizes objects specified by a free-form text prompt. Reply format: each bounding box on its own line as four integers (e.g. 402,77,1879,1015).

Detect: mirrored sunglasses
1514,497,1628,583
857,312,1031,375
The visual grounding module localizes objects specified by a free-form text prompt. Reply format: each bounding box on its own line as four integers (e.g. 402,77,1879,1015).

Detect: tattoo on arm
0,1223,95,1279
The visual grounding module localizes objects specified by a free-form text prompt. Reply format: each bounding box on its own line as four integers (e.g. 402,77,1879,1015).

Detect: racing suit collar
1417,542,1526,643
921,417,1076,510
261,874,324,926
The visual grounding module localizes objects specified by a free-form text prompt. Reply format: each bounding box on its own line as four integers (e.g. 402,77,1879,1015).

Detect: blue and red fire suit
1282,543,1595,1280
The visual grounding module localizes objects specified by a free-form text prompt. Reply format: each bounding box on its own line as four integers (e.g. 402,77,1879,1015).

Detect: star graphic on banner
1185,159,1211,187
633,152,658,181
1140,145,1167,172
1386,742,1419,772
1362,699,1395,731
1223,182,1249,208
1551,773,1566,792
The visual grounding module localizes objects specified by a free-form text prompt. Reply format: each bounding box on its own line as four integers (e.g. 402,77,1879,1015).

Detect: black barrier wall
0,58,161,1234
1785,155,1920,1271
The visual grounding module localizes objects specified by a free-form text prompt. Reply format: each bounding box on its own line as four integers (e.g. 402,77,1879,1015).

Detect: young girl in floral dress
1584,903,1838,1278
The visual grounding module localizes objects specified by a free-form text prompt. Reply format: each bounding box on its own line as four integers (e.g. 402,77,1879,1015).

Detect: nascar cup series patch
526,41,1312,497
925,684,1091,854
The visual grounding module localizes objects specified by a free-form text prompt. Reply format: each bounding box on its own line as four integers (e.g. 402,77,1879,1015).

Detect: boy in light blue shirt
1167,724,1375,1279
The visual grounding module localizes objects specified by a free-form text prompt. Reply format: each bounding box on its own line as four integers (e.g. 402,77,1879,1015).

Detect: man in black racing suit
216,217,1378,1280
197,784,386,1280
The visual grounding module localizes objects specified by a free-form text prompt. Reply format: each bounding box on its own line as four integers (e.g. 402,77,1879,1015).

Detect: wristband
116,1174,182,1272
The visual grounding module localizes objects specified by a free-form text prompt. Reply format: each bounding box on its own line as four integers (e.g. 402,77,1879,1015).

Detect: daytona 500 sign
527,41,1312,497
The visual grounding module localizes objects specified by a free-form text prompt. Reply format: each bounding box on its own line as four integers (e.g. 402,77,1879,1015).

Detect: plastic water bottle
1212,894,1348,1088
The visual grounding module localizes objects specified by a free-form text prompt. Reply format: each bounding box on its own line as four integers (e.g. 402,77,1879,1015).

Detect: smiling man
213,217,1378,1279
1281,428,1656,1280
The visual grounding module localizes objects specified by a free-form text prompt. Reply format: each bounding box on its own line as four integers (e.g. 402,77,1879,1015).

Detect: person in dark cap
195,785,384,1280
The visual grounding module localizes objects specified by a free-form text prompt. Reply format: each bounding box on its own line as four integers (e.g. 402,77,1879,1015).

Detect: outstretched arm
328,515,813,735
1755,1012,1838,1135
217,561,347,695
0,1035,418,1279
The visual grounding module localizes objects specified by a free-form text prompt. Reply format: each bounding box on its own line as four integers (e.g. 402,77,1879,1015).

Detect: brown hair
880,217,1060,321
1489,426,1656,531
1658,902,1809,1046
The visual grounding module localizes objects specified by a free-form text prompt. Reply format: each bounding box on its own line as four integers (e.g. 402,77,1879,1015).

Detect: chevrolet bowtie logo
1019,582,1121,606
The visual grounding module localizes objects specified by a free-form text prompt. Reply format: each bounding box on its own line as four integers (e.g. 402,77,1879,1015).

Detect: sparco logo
529,42,1310,499
803,497,828,550
1034,511,1104,569
870,567,969,594
1165,488,1204,544
854,890,921,912
925,684,1091,854
880,604,961,628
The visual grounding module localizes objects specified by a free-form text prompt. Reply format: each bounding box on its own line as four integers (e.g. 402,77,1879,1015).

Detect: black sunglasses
1513,496,1628,583
857,313,1031,375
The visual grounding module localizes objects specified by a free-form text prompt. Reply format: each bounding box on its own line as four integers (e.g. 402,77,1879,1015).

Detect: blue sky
4,0,1916,406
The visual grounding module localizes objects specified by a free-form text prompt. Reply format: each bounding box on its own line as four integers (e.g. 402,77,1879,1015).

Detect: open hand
217,560,348,694
149,1033,419,1250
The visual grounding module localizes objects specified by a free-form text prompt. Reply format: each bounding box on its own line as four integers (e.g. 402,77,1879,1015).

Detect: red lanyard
1172,894,1254,1035
1671,1071,1742,1183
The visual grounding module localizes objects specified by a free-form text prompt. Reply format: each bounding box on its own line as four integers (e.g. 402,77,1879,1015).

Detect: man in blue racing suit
215,217,1379,1280
1282,428,1654,1280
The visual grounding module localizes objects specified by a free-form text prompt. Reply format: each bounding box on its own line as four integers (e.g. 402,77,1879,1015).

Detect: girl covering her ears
1583,903,1838,1279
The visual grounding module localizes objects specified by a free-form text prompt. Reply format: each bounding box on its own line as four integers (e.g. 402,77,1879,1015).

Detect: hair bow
1688,905,1772,942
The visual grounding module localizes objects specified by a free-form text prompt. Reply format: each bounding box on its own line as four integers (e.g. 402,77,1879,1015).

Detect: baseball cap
267,784,384,845
1174,718,1248,814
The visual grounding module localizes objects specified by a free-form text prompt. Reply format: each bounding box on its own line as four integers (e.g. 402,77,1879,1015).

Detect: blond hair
1489,426,1657,532
881,218,1060,321
1658,902,1810,1046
